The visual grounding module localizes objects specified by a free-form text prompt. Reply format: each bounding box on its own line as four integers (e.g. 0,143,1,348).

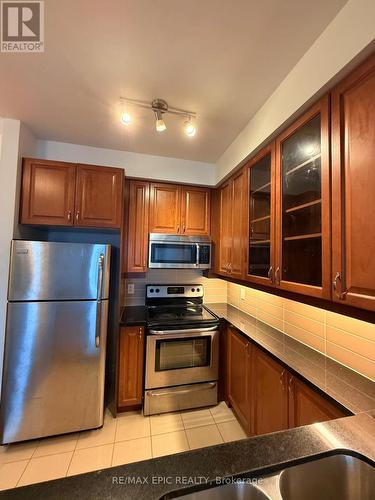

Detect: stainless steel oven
148,233,212,269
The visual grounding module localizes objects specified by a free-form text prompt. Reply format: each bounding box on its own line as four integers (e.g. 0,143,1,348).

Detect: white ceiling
0,0,347,163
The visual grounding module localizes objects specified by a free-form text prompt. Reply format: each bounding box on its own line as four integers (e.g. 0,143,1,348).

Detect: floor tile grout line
109,418,118,467
66,431,81,477
15,458,31,488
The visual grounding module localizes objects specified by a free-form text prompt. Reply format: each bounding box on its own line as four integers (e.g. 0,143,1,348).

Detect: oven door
145,327,219,389
149,241,198,269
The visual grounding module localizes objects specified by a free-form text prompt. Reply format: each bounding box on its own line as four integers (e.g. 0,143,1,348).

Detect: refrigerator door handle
95,254,105,348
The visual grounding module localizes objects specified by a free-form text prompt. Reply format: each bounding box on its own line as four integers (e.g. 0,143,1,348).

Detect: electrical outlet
127,283,135,295
240,287,246,300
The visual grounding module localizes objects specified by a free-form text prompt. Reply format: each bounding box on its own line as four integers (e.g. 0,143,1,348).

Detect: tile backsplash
121,274,374,381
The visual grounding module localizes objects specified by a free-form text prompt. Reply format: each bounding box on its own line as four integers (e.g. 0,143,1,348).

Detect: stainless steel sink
174,482,270,499
279,453,375,500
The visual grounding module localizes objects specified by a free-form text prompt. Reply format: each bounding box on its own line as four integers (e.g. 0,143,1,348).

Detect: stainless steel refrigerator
0,240,111,444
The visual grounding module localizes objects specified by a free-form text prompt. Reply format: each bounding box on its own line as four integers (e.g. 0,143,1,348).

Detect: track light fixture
120,97,197,137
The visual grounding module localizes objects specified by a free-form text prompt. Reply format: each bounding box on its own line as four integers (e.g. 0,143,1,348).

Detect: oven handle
196,243,200,267
147,382,216,398
148,326,218,335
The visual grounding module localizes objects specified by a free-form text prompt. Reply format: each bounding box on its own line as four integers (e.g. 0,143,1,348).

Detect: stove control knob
191,288,195,292
155,288,160,293
149,288,154,293
197,288,200,292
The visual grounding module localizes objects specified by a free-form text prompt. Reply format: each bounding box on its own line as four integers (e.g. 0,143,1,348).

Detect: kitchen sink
172,482,271,499
164,453,375,499
279,453,375,500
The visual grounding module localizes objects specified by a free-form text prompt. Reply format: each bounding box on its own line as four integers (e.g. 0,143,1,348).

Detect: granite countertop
205,303,375,415
120,306,147,326
4,412,375,499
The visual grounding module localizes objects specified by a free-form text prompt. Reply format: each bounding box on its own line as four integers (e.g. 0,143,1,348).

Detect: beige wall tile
283,298,325,322
284,310,324,338
326,312,375,342
257,299,283,319
326,342,375,381
239,300,257,318
284,322,325,354
326,326,375,362
256,309,283,332
257,289,283,306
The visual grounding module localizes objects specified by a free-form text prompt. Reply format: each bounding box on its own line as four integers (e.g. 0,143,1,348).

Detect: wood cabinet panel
117,326,145,409
150,183,181,233
288,376,345,427
75,164,123,228
181,186,210,235
251,345,288,435
230,170,246,279
20,158,76,226
218,181,232,275
227,327,251,433
127,180,150,272
331,53,375,311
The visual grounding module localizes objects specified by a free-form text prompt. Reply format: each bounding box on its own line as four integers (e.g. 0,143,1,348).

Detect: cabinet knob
288,376,294,394
279,369,285,388
333,272,348,299
268,266,274,284
177,225,180,233
67,211,72,222
183,224,186,233
275,267,280,286
75,211,80,222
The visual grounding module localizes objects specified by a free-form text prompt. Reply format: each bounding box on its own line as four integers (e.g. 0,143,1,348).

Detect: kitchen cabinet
288,376,345,427
245,143,276,286
181,186,210,235
20,158,124,229
251,345,288,435
75,164,123,228
227,326,251,433
126,180,150,272
331,53,375,312
275,96,331,299
117,326,145,409
217,171,246,277
21,158,76,226
150,182,211,235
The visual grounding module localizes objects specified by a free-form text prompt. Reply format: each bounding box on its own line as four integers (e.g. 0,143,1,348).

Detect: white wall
216,0,375,182
37,140,216,186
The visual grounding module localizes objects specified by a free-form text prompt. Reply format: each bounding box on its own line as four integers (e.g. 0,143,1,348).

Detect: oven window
155,336,211,371
151,243,197,264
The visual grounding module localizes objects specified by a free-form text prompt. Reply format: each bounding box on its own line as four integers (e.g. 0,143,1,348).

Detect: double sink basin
167,453,375,500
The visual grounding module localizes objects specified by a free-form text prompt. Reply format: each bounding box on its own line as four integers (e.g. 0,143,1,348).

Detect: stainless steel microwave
148,234,212,269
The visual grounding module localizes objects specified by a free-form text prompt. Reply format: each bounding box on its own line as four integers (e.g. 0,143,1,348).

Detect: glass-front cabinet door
275,96,330,299
246,144,276,285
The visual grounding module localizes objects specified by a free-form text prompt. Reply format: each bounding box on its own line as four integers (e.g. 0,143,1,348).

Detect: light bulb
156,118,166,132
184,118,196,137
121,112,132,126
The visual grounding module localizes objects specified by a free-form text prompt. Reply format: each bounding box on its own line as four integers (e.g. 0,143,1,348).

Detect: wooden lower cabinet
288,376,345,427
225,325,346,437
227,327,251,432
251,345,288,435
117,326,145,410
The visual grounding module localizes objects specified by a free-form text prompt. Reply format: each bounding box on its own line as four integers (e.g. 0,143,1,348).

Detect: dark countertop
205,303,375,415
3,413,375,499
120,306,147,326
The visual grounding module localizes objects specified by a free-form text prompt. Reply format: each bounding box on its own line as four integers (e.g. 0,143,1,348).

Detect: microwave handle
196,243,200,267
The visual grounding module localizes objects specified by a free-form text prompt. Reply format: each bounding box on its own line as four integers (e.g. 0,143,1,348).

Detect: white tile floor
0,402,246,490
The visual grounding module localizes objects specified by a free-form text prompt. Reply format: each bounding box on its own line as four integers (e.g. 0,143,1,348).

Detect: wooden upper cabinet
181,186,210,235
126,180,150,272
251,345,288,436
75,164,123,229
218,180,232,275
245,143,276,286
288,376,346,428
331,53,375,311
275,96,331,299
227,327,251,433
230,170,246,279
20,158,76,226
149,183,181,233
117,326,145,409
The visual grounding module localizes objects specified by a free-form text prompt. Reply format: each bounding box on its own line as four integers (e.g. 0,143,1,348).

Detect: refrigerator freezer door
0,300,108,444
8,241,111,301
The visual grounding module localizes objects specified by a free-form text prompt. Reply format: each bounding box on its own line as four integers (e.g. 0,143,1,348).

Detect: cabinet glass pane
281,115,322,286
249,153,271,277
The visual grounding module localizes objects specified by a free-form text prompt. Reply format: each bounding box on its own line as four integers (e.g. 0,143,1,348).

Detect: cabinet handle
333,272,348,300
177,225,180,233
229,263,232,274
279,369,285,388
138,327,142,340
75,211,80,222
67,211,72,222
288,376,294,394
275,267,280,286
268,266,274,284
183,224,186,233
